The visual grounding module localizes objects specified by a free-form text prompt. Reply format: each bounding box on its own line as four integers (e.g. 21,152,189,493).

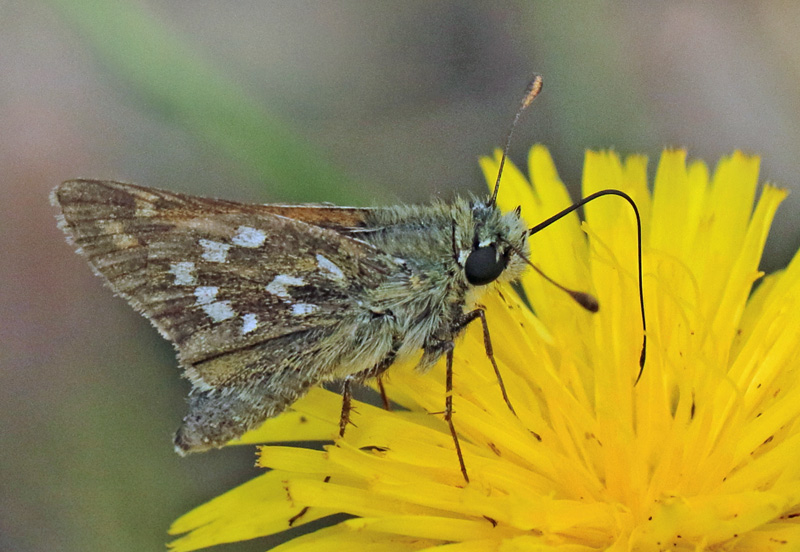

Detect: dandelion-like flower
169,146,800,551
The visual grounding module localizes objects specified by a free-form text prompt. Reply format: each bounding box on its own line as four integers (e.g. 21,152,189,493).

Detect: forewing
257,203,373,231
52,179,389,381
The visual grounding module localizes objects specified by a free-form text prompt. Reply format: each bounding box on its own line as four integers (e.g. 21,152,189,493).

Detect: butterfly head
459,200,529,288
459,74,542,288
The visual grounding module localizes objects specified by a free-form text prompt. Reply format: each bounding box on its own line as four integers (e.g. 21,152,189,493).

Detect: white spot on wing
316,254,345,280
168,262,197,286
199,239,230,262
292,303,318,315
194,286,218,304
241,313,258,334
202,301,235,322
193,286,234,322
232,226,266,248
266,274,305,299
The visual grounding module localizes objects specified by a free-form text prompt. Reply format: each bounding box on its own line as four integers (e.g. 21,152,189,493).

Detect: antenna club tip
634,338,647,385
522,74,544,108
571,291,599,313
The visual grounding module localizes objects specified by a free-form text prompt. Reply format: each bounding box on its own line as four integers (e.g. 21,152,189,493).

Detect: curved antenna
488,74,543,206
528,189,648,382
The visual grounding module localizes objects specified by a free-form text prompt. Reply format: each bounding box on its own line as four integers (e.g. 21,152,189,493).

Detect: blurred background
3,2,800,550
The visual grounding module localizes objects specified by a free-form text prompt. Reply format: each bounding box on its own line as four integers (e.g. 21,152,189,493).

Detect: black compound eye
464,245,507,286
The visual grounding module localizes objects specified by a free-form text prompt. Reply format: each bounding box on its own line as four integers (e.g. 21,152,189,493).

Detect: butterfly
52,75,645,481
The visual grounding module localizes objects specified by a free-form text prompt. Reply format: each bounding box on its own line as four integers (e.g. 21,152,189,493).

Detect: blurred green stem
47,0,362,203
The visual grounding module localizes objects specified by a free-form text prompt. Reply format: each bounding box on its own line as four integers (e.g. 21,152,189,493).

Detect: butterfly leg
290,359,393,528
422,308,514,482
290,376,363,528
422,337,471,481
443,342,470,482
457,308,517,416
338,378,354,438
291,379,352,528
338,345,397,437
376,376,391,411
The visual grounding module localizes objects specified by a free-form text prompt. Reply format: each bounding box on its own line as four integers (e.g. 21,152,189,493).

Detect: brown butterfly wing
52,179,394,451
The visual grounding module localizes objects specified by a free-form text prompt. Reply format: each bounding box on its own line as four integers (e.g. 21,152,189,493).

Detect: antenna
528,189,648,380
505,241,599,312
488,74,543,206
489,74,648,381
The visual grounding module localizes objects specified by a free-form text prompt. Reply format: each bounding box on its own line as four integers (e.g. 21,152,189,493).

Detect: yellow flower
169,146,800,551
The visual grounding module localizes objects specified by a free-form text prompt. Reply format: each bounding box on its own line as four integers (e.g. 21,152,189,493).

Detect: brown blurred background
3,2,800,551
